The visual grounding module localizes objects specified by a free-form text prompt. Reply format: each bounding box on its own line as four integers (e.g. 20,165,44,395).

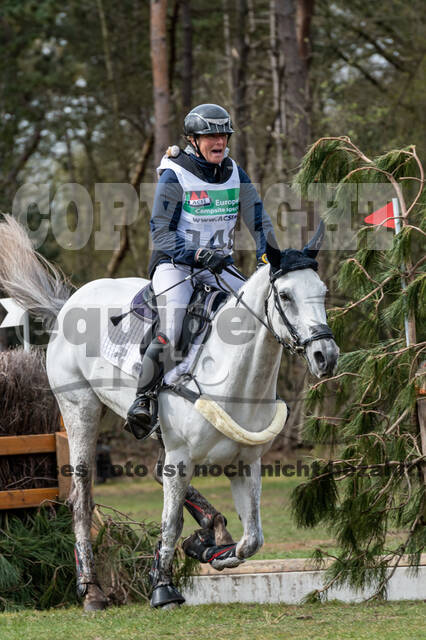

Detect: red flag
364,202,396,229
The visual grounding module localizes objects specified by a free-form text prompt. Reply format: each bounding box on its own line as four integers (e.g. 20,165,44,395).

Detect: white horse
0,215,338,610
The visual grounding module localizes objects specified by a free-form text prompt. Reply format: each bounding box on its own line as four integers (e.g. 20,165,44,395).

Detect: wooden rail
0,434,56,455
0,426,70,509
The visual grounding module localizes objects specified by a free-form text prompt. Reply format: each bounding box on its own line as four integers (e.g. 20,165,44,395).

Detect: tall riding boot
126,333,170,439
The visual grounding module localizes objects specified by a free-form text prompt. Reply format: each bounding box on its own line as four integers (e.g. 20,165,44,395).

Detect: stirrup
125,396,159,440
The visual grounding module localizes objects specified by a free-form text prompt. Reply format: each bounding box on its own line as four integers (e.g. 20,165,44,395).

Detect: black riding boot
126,333,170,439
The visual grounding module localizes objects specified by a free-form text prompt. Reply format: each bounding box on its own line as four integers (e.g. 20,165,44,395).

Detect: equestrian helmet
184,104,234,137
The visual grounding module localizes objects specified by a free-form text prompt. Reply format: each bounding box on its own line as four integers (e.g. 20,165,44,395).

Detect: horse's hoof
210,555,245,571
151,583,185,608
83,584,108,612
161,602,180,611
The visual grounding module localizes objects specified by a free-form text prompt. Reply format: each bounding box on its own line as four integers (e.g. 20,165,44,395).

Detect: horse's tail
0,214,72,330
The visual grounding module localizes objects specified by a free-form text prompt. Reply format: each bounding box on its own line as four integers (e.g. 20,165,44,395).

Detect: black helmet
184,104,234,137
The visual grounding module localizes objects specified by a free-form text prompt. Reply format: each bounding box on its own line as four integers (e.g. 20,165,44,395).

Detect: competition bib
157,155,241,254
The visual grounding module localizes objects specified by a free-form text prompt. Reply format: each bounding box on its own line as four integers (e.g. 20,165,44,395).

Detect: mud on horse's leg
154,447,234,544
61,392,108,612
150,450,193,608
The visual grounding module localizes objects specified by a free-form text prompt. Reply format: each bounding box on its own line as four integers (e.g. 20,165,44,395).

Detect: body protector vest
157,155,241,257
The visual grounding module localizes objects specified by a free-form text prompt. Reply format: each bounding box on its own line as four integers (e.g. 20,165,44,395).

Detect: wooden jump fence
0,423,70,509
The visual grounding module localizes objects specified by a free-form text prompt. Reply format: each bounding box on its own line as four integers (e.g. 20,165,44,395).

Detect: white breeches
152,262,244,349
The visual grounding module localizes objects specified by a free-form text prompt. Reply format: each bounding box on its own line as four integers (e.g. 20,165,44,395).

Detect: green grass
94,474,406,559
0,601,424,640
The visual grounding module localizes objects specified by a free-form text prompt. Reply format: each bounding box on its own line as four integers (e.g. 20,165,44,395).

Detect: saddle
103,280,228,385
130,281,228,361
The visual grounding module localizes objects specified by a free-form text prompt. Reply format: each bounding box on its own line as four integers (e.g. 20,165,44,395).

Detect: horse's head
265,222,339,378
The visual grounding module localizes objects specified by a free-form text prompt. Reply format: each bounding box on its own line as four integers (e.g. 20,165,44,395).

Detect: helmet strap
192,136,207,162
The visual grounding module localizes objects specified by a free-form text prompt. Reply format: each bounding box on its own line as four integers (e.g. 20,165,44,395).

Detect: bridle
215,266,334,355
265,269,335,354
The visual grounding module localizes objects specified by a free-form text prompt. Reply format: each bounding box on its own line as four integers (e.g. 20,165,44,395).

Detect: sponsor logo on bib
189,190,211,207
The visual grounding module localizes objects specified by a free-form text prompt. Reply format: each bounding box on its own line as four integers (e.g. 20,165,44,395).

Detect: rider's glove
195,248,229,273
256,253,268,270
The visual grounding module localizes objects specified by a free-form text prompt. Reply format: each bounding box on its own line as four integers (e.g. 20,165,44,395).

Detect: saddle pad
101,309,206,381
101,283,227,381
101,305,151,377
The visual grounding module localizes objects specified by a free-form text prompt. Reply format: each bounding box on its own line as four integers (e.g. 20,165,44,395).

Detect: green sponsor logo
183,187,240,217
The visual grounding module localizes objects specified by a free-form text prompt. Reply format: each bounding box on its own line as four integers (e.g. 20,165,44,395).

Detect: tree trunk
232,0,249,170
168,0,180,97
222,0,233,105
96,0,128,180
274,0,315,451
151,0,170,169
296,0,315,63
106,134,154,277
181,0,193,112
276,0,314,164
269,0,284,177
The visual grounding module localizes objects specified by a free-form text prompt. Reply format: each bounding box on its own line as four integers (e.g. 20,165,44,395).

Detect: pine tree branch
346,258,381,286
384,408,410,435
309,371,362,390
400,177,425,184
404,226,426,237
404,146,425,217
332,45,387,93
331,274,394,317
358,386,382,407
408,256,426,275
381,341,425,358
344,166,408,217
365,510,424,602
346,23,407,73
309,136,372,164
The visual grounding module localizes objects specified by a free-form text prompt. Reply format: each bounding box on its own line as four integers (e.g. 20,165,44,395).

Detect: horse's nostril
314,351,326,369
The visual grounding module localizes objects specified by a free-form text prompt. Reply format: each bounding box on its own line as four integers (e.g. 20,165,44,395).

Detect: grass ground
0,601,424,640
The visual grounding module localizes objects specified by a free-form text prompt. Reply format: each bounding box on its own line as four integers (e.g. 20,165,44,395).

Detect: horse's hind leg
58,388,108,611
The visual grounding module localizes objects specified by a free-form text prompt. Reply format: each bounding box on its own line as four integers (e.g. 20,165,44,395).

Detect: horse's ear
302,220,325,258
265,234,281,269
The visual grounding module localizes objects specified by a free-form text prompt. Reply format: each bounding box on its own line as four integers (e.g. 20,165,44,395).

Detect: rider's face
192,134,228,164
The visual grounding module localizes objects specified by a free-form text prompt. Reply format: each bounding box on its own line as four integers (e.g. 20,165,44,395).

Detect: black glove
195,248,229,273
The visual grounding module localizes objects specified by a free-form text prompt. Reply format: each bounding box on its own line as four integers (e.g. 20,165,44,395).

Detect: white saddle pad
101,307,204,383
101,305,149,378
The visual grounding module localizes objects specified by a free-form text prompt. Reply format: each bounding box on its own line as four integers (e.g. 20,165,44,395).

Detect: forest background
0,0,425,450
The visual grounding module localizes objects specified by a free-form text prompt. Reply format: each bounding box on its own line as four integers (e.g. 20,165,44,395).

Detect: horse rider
127,103,278,435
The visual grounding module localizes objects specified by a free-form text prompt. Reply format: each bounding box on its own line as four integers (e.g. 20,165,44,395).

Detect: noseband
265,270,334,354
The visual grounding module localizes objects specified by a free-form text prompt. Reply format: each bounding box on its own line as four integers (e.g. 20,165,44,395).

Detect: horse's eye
280,292,290,302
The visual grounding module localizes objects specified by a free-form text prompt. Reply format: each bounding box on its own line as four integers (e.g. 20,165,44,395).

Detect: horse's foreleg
60,391,108,611
154,446,234,544
230,458,264,560
151,452,193,608
182,459,263,572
